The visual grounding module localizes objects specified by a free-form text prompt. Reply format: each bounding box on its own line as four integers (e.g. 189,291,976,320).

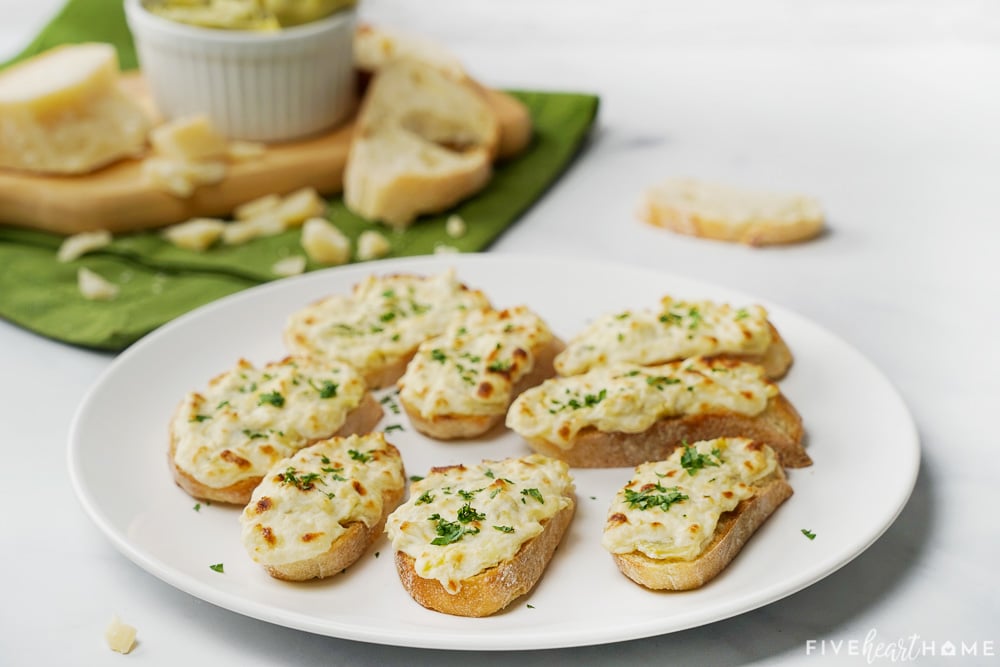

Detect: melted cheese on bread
506,357,777,448
240,433,405,567
555,296,773,376
602,437,778,560
171,356,366,489
398,305,555,418
285,269,490,376
385,455,574,593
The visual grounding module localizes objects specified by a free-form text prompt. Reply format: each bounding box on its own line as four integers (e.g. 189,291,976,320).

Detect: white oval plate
68,253,919,651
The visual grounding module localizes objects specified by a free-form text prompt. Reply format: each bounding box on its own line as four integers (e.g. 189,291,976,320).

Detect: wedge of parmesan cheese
104,615,136,654
150,113,229,162
0,43,150,175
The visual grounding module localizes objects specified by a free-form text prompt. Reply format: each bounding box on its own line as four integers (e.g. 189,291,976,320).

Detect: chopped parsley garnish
735,308,750,320
380,311,396,322
456,503,486,523
582,389,607,407
430,348,447,363
258,391,285,407
190,414,211,422
687,307,703,329
242,429,266,439
646,375,681,389
216,400,230,409
380,394,401,414
487,359,512,373
415,490,435,505
409,475,424,482
457,488,483,500
309,379,338,398
484,469,495,479
623,483,688,511
428,510,481,546
281,467,323,490
521,488,544,504
348,449,372,463
680,445,722,475
494,525,515,533
659,311,683,325
801,529,817,540
193,503,201,511
384,424,405,432
209,563,224,573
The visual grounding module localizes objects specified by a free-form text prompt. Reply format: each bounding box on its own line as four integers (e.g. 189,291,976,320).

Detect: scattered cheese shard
276,187,327,228
0,43,150,174
161,218,226,251
222,214,285,245
434,243,460,254
57,230,112,262
78,268,119,301
356,230,391,261
301,218,350,264
104,615,136,654
271,255,307,277
150,113,229,162
234,193,281,221
141,158,227,198
445,214,466,238
227,140,267,161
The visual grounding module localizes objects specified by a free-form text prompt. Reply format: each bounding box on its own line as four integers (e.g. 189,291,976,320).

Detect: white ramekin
124,0,357,142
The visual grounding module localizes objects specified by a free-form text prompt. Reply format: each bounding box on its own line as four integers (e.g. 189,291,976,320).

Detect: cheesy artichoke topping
385,455,574,594
240,433,405,566
171,356,366,489
398,306,554,418
554,296,772,376
602,437,778,560
506,357,777,449
284,270,490,377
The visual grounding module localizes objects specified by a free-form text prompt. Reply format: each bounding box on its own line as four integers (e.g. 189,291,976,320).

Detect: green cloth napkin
0,0,599,351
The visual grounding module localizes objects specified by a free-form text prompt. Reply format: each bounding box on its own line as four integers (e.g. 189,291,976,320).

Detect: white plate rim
67,252,920,651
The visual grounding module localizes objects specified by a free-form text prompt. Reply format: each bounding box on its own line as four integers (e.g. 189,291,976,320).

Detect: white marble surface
2,0,998,664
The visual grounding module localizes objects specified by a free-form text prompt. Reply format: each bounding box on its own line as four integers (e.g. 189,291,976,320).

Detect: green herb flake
430,348,447,364
680,445,721,476
521,488,544,504
209,563,224,573
385,424,405,432
493,525,515,533
415,490,435,505
801,529,817,540
623,483,688,511
348,449,373,463
309,379,338,398
193,503,201,512
409,475,424,482
258,391,285,407
190,414,212,422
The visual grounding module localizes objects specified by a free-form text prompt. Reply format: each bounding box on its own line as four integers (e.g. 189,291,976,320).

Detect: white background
1,0,998,665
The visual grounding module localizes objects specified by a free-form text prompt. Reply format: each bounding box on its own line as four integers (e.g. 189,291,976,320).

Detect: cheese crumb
104,615,136,654
57,230,112,262
276,188,327,228
227,140,267,161
434,243,460,254
356,230,391,261
161,218,226,251
150,114,228,162
234,194,281,221
141,158,226,198
222,215,285,245
301,218,351,265
271,255,307,277
445,214,466,238
78,267,119,301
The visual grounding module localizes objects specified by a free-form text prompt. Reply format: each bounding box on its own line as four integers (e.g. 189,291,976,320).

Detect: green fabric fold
0,0,599,350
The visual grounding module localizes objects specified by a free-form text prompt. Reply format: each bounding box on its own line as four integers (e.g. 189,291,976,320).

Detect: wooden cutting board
0,74,531,235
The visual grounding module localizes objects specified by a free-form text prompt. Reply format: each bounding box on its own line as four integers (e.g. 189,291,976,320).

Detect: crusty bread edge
522,393,809,469
169,392,384,505
263,472,406,581
612,465,793,590
402,337,565,440
393,495,576,617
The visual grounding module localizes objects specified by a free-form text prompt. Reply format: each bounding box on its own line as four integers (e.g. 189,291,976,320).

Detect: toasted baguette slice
241,433,406,581
604,438,792,590
169,356,383,505
507,357,809,469
284,269,491,389
555,295,793,380
398,306,564,439
385,455,576,617
353,24,532,160
344,57,500,229
638,177,824,246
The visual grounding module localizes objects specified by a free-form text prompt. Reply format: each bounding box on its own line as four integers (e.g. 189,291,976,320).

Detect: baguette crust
612,466,792,590
401,336,565,440
521,393,809,469
393,499,575,617
264,481,405,581
169,392,384,505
